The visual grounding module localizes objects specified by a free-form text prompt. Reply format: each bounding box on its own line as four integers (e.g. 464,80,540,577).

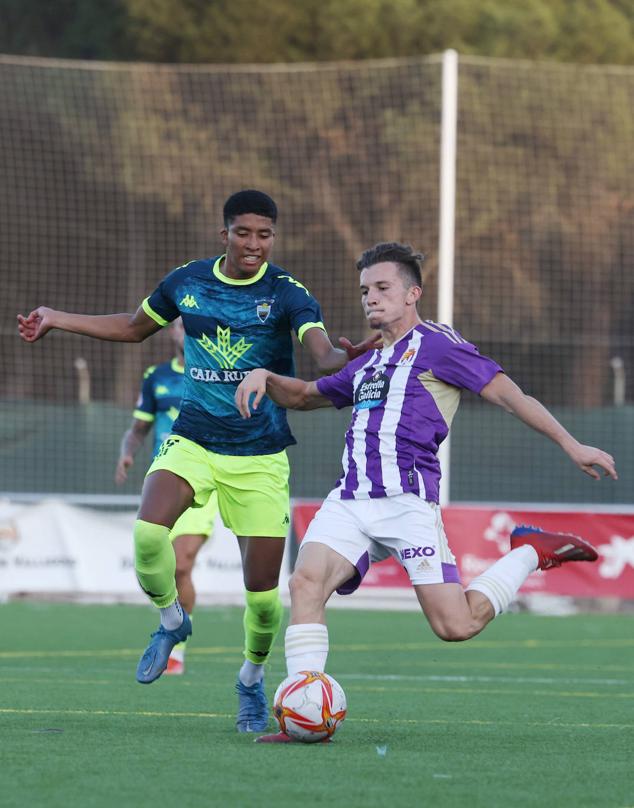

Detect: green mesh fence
1,54,632,503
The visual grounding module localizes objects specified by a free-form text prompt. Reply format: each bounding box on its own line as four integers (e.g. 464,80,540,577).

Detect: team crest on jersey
354,370,390,410
256,298,274,323
155,385,170,396
399,348,416,365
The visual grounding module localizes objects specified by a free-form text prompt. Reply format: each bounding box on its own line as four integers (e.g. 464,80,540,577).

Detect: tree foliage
1,0,633,65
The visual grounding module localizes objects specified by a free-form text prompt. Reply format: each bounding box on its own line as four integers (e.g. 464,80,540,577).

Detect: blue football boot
136,611,192,684
236,677,269,732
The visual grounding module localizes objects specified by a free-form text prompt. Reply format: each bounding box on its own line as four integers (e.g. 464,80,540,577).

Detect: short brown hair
356,242,424,288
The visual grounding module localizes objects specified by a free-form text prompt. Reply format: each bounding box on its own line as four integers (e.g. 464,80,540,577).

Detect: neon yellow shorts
169,490,218,542
147,435,290,538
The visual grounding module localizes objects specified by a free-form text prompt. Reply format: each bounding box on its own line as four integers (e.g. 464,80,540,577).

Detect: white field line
0,706,632,730
338,672,632,687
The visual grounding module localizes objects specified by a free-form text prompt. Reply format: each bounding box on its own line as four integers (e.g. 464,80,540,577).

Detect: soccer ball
273,671,347,743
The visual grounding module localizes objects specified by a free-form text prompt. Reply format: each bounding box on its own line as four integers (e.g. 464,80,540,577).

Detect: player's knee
428,618,478,643
245,588,282,628
173,547,195,579
134,520,168,565
289,566,323,603
174,558,192,581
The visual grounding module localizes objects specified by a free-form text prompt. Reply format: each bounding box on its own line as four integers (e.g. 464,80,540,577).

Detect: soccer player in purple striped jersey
235,241,618,743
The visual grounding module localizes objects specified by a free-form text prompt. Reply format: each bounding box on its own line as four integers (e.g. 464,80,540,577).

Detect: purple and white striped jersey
316,321,503,503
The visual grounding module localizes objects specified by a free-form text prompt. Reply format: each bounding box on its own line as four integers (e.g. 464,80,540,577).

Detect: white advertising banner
0,499,289,604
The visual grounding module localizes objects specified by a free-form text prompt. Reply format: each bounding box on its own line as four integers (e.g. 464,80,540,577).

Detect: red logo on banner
292,503,634,598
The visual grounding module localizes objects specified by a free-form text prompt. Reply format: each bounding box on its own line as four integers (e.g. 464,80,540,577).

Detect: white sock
466,545,538,615
239,659,264,687
160,600,184,630
285,624,329,675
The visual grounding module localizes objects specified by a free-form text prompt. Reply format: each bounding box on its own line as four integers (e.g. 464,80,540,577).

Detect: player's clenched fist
17,307,56,342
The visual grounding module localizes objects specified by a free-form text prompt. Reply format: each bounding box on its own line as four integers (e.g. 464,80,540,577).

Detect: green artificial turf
1,603,632,808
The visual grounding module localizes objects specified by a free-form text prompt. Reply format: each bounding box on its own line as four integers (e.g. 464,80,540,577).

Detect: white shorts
301,493,460,594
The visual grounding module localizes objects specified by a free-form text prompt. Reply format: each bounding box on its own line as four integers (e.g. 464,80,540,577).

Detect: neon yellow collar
171,357,185,374
213,255,268,286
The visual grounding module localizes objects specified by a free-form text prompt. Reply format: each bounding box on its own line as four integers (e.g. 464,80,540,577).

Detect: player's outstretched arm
235,369,330,418
17,305,161,344
302,327,382,372
115,419,152,484
480,373,618,480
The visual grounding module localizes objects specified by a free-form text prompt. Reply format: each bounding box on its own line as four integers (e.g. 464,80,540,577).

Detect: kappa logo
180,294,200,309
197,325,252,369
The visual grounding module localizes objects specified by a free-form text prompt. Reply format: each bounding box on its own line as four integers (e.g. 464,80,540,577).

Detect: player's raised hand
567,443,618,480
115,454,134,485
339,333,383,361
17,307,57,343
235,369,270,419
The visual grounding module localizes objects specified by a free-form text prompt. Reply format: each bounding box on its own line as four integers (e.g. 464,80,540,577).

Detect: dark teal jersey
133,358,185,457
141,255,325,455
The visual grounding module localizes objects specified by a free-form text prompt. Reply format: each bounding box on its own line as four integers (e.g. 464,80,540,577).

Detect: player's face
359,263,421,331
169,318,185,354
221,213,276,278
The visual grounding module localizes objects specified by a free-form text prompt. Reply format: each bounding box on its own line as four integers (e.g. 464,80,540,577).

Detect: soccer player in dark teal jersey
18,190,378,732
115,319,218,676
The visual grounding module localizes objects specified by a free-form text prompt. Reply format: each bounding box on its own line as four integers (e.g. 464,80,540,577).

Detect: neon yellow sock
133,519,177,609
243,587,283,665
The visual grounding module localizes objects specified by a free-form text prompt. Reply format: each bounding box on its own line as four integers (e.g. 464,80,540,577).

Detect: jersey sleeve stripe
433,322,467,343
133,410,155,422
422,320,461,344
141,297,169,327
297,321,326,343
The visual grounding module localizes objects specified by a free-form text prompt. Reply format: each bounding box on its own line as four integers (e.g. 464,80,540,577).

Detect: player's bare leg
165,532,205,675
256,542,353,743
414,583,495,641
289,542,356,626
138,468,194,526
235,535,286,732
135,470,195,684
173,533,205,613
417,526,599,642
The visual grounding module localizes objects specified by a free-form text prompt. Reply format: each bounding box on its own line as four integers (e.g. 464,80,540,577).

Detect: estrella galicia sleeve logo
354,370,390,410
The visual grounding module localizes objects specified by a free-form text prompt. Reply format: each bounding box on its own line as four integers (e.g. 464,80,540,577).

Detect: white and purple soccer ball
273,671,347,743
